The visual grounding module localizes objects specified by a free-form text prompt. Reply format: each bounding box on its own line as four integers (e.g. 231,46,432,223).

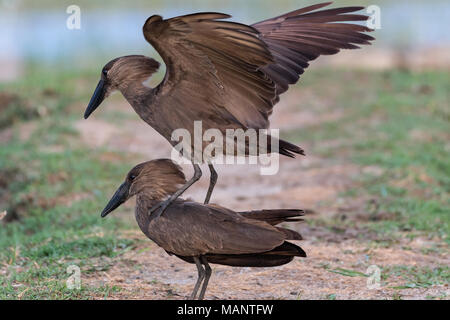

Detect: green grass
0,67,139,299
325,293,337,300
385,265,449,290
320,261,448,291
287,69,450,238
1,66,449,299
328,268,368,278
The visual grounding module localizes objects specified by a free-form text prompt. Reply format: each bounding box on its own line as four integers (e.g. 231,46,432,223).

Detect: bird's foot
149,200,171,218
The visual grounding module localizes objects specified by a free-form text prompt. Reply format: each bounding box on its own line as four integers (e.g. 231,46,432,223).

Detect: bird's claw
149,200,170,218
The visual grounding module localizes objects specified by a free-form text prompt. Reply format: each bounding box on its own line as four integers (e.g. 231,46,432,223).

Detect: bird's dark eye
129,174,136,181
102,69,108,76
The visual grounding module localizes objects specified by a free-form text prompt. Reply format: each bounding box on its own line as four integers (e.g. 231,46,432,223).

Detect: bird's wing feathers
142,4,374,129
239,208,304,225
148,201,287,256
252,2,374,100
142,13,276,129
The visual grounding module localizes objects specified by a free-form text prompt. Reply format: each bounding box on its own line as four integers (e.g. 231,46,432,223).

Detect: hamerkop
100,159,306,299
85,2,375,215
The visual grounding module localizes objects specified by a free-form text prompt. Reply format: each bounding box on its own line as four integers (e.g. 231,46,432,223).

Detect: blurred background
1,0,449,80
0,0,448,300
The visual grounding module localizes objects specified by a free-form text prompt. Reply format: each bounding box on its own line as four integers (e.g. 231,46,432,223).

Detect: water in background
0,0,449,76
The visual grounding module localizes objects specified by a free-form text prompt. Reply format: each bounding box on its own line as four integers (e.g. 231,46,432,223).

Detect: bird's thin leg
189,257,205,300
204,164,217,204
150,163,202,218
198,257,212,300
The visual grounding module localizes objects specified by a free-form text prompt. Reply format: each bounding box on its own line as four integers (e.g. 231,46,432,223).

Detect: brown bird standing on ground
100,159,306,299
85,2,375,215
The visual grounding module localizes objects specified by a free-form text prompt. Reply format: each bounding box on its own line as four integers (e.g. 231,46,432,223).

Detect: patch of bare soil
0,164,87,223
84,232,448,300
0,166,31,222
0,92,41,130
77,99,448,300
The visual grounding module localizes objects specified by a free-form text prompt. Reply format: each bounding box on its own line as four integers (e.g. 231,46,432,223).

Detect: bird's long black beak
101,182,129,218
84,79,106,119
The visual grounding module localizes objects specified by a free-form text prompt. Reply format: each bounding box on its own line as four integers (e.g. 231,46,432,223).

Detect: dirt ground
74,97,448,300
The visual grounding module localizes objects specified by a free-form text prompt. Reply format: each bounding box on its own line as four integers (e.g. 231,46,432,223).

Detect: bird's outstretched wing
143,13,277,129
142,4,374,129
253,2,375,102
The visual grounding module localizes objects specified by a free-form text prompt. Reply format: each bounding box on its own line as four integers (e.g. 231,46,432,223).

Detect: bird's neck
119,80,155,118
134,194,160,233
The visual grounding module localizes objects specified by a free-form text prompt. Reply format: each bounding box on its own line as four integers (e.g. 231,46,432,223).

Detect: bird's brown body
85,2,375,213
100,159,306,299
136,198,305,261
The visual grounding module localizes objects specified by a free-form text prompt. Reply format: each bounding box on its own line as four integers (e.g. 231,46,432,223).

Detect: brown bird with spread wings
100,159,306,299
84,2,374,216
